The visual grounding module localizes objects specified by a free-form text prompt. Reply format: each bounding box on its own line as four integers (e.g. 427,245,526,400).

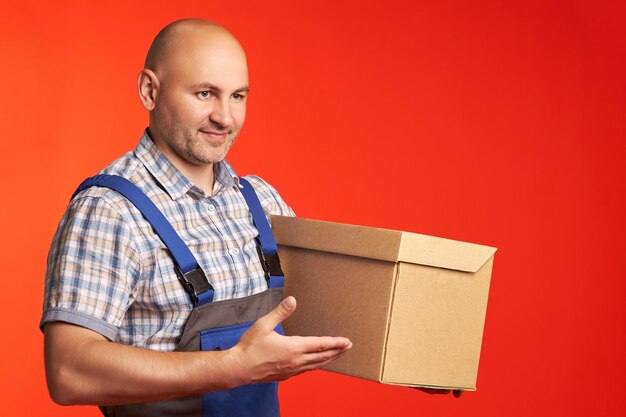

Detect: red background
1,0,625,415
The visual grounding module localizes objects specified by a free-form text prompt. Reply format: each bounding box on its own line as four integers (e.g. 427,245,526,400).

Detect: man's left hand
415,388,463,398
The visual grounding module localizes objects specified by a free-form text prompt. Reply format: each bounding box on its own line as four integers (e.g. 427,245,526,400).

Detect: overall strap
238,178,285,288
72,174,215,305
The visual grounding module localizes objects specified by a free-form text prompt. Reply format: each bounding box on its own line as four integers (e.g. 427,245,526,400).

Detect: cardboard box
271,215,497,390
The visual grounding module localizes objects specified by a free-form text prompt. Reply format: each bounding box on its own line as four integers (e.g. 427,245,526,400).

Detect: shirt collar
213,158,240,195
134,129,240,200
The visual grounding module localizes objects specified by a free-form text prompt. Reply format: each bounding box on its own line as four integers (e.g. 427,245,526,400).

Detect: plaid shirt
41,131,295,351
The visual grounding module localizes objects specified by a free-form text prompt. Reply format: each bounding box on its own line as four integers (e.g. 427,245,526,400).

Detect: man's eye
232,93,245,101
198,91,213,98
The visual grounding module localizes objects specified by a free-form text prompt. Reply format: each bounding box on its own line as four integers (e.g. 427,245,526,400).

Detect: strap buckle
256,241,284,279
175,266,213,302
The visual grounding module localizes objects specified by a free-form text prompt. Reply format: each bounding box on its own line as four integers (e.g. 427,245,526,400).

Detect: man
41,18,352,415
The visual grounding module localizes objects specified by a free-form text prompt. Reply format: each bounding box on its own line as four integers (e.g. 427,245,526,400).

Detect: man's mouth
200,129,228,140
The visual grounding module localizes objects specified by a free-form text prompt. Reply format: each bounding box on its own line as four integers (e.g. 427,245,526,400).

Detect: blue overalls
72,174,285,417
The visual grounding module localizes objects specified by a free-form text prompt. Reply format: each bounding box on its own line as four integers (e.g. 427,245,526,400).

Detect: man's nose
209,98,234,129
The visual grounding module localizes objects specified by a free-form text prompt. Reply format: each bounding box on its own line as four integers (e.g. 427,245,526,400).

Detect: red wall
1,0,625,415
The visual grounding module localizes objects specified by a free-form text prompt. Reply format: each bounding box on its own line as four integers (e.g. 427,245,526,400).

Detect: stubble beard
186,128,238,165
164,123,238,167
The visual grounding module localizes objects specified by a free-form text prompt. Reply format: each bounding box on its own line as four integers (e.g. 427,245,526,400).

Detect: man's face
150,34,249,168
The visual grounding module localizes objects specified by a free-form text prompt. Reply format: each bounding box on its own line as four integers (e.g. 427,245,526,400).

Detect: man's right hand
229,296,352,385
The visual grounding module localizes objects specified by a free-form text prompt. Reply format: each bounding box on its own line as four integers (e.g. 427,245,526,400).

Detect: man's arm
45,296,351,406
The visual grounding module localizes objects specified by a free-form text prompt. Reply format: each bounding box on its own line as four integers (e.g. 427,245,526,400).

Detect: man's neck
147,130,216,196
179,163,215,196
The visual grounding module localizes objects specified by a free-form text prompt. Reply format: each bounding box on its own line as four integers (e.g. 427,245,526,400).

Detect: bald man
41,19,352,417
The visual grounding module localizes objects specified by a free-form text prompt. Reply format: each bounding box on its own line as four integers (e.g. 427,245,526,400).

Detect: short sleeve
40,194,141,340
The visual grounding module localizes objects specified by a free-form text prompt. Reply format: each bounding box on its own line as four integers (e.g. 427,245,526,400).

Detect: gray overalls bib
73,174,285,417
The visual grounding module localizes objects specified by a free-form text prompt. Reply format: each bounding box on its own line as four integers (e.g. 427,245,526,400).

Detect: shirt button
230,248,240,255
208,204,216,212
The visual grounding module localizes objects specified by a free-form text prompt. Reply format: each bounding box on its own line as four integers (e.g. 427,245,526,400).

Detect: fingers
241,306,353,384
277,347,351,380
300,346,350,366
293,335,352,354
416,388,450,395
415,387,464,398
281,336,352,374
296,350,348,372
257,296,297,331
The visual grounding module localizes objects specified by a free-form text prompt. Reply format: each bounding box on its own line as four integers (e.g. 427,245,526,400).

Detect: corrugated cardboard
271,215,496,390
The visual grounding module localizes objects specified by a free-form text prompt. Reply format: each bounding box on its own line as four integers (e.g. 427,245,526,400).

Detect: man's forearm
44,297,352,407
44,322,242,406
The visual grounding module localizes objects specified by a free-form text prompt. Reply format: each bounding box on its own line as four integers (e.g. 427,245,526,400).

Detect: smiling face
140,22,249,174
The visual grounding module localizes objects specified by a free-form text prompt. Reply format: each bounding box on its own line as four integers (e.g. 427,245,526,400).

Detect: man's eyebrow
233,86,249,94
188,82,220,91
188,83,249,94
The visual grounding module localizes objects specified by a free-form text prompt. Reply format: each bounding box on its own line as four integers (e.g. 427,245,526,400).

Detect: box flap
272,215,497,272
272,215,403,262
398,232,497,273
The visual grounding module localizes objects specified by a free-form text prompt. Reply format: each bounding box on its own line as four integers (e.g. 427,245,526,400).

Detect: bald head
144,19,247,82
137,19,249,184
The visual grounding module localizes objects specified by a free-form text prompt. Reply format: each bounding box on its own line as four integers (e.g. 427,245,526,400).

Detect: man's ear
138,69,160,111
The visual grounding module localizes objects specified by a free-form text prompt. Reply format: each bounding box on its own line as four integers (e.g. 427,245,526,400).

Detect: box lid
271,216,497,273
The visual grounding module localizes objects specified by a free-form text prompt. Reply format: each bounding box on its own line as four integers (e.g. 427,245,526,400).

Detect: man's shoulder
240,174,295,218
98,150,146,181
71,150,150,210
240,174,273,189
240,174,282,200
